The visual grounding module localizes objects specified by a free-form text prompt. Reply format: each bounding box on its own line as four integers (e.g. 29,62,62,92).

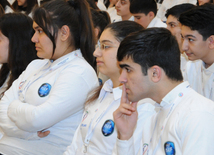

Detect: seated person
114,27,214,155
130,0,166,29
180,4,214,101
165,3,195,70
114,0,134,22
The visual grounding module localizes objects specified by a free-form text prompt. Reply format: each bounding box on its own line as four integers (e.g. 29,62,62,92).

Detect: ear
148,65,162,83
60,25,70,41
208,35,214,49
148,11,155,19
94,27,100,41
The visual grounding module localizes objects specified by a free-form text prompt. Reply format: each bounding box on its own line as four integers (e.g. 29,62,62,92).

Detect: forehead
181,25,202,37
166,15,179,24
119,56,137,67
33,21,40,29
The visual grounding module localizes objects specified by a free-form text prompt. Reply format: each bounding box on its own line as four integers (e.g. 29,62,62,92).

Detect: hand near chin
37,130,50,138
113,84,138,140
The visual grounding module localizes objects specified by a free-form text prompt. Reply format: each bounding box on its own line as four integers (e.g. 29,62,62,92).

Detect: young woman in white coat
0,0,98,154
64,21,155,155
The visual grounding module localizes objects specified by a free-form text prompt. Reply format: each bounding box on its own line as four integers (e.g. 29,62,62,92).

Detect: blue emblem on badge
38,83,51,97
102,120,115,136
164,141,176,155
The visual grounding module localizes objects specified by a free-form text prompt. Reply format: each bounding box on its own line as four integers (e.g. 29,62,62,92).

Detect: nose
182,39,189,52
115,0,120,8
31,32,38,43
93,46,102,57
119,69,127,84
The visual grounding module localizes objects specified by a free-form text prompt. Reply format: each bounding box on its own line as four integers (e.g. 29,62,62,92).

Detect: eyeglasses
95,40,118,50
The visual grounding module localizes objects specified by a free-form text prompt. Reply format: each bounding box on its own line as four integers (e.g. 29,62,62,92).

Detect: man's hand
113,84,138,140
37,130,50,138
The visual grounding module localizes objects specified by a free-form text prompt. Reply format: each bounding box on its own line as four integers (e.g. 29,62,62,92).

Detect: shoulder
178,89,214,114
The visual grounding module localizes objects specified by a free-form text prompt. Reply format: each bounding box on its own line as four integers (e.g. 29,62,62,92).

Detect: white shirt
0,50,98,155
180,53,188,71
183,60,214,101
64,79,155,155
116,81,214,155
97,0,107,11
107,7,122,23
156,0,197,22
147,16,167,28
5,5,13,13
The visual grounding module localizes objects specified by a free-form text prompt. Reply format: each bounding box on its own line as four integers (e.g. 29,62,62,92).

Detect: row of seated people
0,0,214,154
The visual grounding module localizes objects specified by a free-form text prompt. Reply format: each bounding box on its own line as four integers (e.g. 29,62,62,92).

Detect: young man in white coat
180,4,214,101
165,3,195,70
113,28,214,154
130,0,166,29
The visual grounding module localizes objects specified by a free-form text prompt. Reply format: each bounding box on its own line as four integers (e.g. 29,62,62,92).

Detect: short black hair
179,4,214,41
117,28,183,82
130,0,157,16
165,3,195,19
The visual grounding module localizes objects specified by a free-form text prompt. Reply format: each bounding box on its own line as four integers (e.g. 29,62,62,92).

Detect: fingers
121,84,130,104
37,130,50,138
114,103,136,117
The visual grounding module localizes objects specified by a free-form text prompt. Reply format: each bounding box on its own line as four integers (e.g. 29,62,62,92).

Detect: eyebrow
167,21,176,25
119,64,131,69
100,40,114,44
33,26,41,30
183,34,196,38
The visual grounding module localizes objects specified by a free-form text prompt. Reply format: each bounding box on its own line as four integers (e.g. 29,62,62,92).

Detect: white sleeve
179,111,214,154
7,69,96,132
0,70,38,139
113,103,155,155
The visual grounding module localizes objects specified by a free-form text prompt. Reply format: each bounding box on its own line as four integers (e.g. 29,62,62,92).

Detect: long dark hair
12,0,38,15
86,21,144,105
32,0,96,69
0,0,13,11
0,13,38,97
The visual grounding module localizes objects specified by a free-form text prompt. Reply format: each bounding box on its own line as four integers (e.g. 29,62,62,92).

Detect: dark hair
130,0,157,16
86,21,144,105
0,0,13,11
33,0,96,69
117,28,183,82
165,3,195,19
12,0,38,15
104,0,110,8
0,13,38,97
179,4,214,41
86,0,99,9
91,8,111,39
0,4,4,16
196,0,213,6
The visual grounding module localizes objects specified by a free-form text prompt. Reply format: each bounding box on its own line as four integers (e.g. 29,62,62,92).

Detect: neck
109,3,114,8
110,73,121,88
151,80,183,104
122,14,132,21
202,50,214,68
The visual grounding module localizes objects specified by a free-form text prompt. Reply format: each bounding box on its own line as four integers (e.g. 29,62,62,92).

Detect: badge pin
38,83,51,97
164,141,176,155
102,120,115,136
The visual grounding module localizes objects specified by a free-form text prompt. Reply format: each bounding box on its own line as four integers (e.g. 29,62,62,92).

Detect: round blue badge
102,120,115,136
38,83,51,97
164,141,176,155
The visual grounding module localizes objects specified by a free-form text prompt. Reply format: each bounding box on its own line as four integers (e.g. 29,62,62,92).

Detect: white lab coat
147,16,167,28
0,50,98,155
183,60,214,101
64,79,155,155
116,81,214,155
